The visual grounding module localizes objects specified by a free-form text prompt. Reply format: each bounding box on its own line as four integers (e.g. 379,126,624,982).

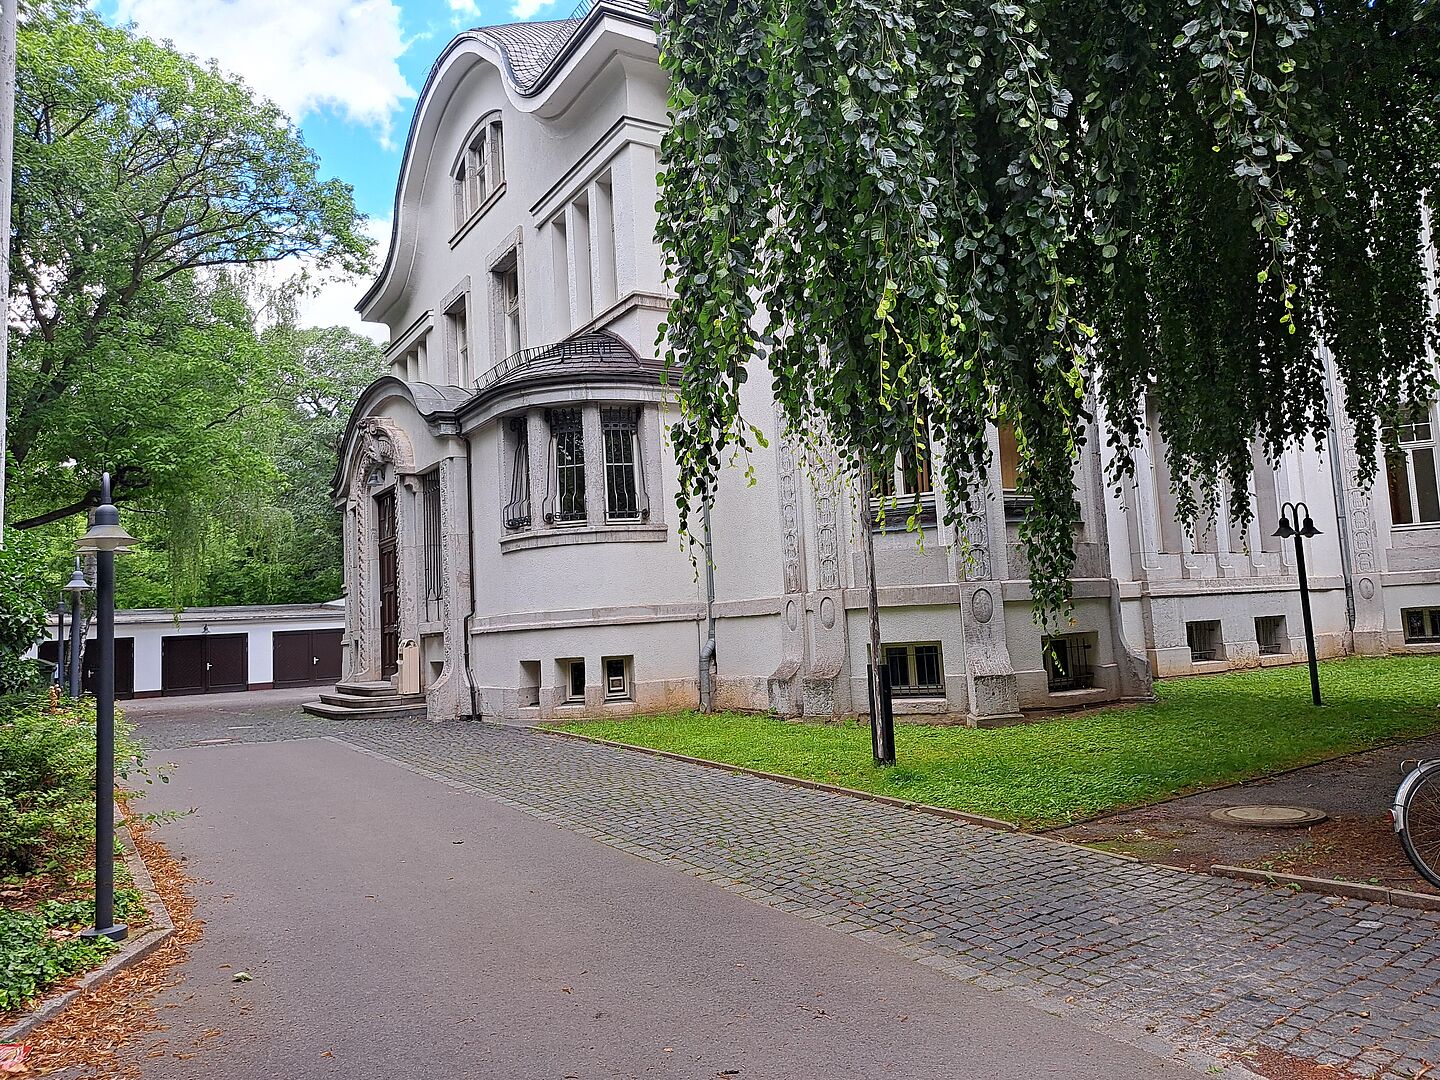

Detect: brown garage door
38,637,135,699
273,629,343,688
161,633,248,696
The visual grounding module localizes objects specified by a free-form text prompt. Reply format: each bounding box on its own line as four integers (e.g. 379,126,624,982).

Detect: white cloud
112,0,416,147
269,217,392,344
510,0,554,18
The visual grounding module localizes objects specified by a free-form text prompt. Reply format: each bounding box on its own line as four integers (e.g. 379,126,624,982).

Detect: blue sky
95,0,577,334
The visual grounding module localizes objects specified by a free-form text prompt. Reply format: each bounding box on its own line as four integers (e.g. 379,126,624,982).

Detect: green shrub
0,888,143,1012
0,530,52,695
0,695,149,878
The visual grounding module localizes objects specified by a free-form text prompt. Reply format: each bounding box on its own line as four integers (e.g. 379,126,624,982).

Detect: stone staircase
301,680,427,721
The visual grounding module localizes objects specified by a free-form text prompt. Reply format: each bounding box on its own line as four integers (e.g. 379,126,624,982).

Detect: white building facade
337,3,1440,727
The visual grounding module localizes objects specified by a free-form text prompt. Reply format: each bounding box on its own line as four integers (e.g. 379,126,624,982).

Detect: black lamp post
76,473,136,944
1274,501,1322,707
53,599,67,691
62,559,91,699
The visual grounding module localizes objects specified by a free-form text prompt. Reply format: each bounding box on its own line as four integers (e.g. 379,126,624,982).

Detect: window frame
452,115,505,232
566,658,586,703
1403,608,1440,644
603,656,630,701
1043,633,1096,692
874,430,937,530
601,407,649,523
421,470,443,624
883,642,944,699
1385,403,1440,529
544,408,587,526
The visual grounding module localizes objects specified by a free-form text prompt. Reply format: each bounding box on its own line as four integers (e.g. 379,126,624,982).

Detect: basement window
603,656,631,701
1255,615,1287,656
565,659,586,703
1186,620,1223,662
884,643,943,698
1403,608,1440,644
1043,634,1095,692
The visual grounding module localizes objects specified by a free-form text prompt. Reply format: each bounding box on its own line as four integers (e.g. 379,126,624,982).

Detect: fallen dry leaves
20,817,202,1078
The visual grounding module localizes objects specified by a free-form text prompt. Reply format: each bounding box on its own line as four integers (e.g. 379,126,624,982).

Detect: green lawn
554,656,1440,828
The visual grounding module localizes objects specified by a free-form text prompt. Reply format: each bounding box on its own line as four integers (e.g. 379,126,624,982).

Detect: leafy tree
6,2,369,530
655,0,1440,619
0,528,53,692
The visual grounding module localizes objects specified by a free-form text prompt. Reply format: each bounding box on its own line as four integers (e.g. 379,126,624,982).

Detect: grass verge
553,656,1440,828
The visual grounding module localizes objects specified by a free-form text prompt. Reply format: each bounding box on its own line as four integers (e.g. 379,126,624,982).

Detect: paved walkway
126,698,1440,1079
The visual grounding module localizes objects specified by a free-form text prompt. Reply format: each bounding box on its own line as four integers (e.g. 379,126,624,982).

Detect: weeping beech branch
654,0,1440,622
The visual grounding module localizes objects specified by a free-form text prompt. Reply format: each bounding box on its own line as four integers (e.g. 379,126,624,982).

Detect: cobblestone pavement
134,703,1440,1079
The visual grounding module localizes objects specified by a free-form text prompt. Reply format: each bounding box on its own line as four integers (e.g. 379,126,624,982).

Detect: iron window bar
1045,635,1094,692
543,408,587,525
504,418,532,530
422,471,444,622
601,406,649,522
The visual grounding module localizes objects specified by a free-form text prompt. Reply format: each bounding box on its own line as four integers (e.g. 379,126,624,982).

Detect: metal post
1293,527,1322,707
55,602,67,690
0,0,16,529
857,462,895,766
79,475,130,944
68,590,83,699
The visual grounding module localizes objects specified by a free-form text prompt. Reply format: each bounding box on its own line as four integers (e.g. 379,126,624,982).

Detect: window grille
1255,615,1286,655
1044,634,1095,692
602,407,648,522
1403,608,1440,643
884,643,943,698
544,409,586,525
1186,620,1222,662
421,471,443,623
505,418,531,530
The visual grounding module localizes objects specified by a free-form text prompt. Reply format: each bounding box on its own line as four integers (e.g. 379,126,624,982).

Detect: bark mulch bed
17,819,201,1078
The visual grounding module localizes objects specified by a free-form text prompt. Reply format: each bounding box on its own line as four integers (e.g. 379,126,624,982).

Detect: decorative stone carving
813,478,841,592
958,513,992,582
970,587,994,625
818,595,836,630
778,433,804,595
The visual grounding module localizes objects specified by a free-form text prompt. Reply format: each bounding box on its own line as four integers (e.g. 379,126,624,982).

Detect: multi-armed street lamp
1274,501,1322,707
75,473,137,944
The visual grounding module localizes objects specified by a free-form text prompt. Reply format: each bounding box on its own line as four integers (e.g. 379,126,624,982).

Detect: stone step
318,690,426,710
335,680,403,698
301,699,427,722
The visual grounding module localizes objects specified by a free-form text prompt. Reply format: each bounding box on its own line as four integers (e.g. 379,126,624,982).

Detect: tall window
998,422,1021,493
421,471,443,623
602,407,647,522
448,302,469,387
497,262,522,358
504,418,531,530
875,430,934,526
1386,405,1440,527
545,408,586,525
453,118,504,228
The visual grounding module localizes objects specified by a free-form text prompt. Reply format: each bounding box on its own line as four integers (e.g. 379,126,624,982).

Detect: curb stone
1211,863,1440,912
0,810,175,1044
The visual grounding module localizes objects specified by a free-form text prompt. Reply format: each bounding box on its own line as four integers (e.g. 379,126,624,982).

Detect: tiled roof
473,0,654,93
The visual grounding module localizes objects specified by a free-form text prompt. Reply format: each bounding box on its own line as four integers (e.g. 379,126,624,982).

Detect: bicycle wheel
1399,764,1440,890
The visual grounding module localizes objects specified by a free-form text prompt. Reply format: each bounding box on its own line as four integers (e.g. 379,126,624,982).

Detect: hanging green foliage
655,0,1440,619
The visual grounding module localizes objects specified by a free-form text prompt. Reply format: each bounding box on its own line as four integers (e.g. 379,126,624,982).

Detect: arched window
453,116,504,229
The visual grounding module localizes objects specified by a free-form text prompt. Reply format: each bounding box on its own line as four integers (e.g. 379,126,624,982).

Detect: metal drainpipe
698,501,717,712
463,436,480,718
1321,349,1357,637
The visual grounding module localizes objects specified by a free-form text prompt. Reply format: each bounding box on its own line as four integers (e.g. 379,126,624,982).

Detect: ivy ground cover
555,657,1440,829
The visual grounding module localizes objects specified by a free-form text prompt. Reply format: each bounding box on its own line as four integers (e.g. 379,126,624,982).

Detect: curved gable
357,5,657,327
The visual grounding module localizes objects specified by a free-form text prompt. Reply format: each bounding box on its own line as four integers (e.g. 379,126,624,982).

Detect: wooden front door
377,490,399,679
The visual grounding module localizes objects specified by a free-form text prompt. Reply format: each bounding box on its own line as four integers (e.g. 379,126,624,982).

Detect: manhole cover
1209,805,1328,828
